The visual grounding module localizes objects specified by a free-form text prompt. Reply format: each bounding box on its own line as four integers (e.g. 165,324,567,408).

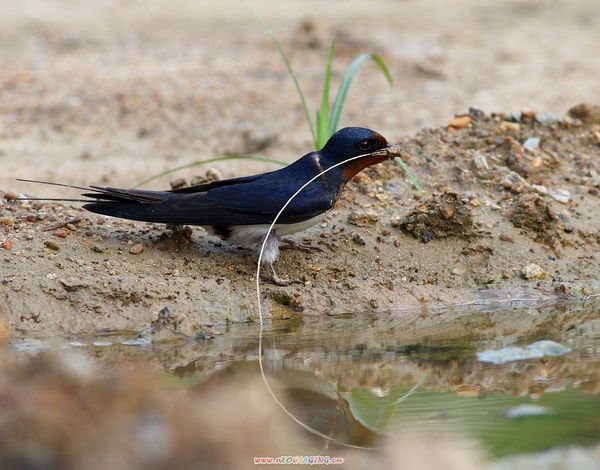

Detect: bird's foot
280,238,324,253
267,263,303,286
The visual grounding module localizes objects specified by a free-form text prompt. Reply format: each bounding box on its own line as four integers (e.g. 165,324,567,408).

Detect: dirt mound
398,191,475,243
508,193,561,247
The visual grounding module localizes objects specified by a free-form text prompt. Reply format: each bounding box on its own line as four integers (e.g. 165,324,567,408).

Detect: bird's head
320,127,392,181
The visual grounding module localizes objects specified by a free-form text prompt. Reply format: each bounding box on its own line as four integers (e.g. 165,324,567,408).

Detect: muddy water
8,300,600,460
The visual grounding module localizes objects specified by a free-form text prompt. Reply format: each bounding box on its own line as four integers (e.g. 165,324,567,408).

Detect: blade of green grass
316,38,336,149
394,156,421,191
329,53,394,135
132,155,288,189
240,0,316,146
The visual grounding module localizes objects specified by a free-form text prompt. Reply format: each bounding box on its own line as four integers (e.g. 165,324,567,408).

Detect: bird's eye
358,140,372,151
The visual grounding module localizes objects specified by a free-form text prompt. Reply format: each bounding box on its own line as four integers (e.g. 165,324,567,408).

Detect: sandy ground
1,0,600,335
1,2,600,468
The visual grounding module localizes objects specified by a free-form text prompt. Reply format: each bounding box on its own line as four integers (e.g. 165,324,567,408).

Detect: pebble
1,239,13,250
472,154,489,171
532,185,571,204
521,263,545,280
568,103,600,124
44,240,60,251
502,404,550,419
347,209,379,227
3,191,17,201
91,245,105,253
54,229,68,238
190,175,208,186
390,215,402,228
351,232,366,245
206,168,222,181
500,121,520,132
548,189,571,204
522,137,540,150
535,112,560,125
169,178,188,190
478,340,570,364
501,171,528,190
448,115,472,129
129,243,144,255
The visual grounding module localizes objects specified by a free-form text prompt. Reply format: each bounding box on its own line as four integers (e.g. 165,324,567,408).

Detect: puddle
4,300,600,460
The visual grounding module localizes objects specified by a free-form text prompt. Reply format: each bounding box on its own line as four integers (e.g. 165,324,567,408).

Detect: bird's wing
206,171,337,221
84,192,279,226
81,153,337,226
82,174,334,226
168,171,274,194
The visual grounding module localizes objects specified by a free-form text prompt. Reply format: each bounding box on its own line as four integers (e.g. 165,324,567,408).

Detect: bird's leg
280,238,324,253
261,233,303,286
267,262,303,286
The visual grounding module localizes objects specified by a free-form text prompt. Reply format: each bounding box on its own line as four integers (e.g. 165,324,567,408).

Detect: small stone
190,175,208,186
502,404,549,419
1,239,13,250
129,243,144,255
169,178,188,190
472,155,489,171
347,209,379,227
499,234,514,243
535,112,560,125
91,245,104,253
568,103,600,124
3,191,17,201
521,263,545,280
206,168,222,181
54,228,68,238
501,171,528,190
44,240,60,251
500,121,520,132
547,189,570,204
390,215,402,228
522,137,540,150
448,115,472,129
521,109,536,120
351,232,366,245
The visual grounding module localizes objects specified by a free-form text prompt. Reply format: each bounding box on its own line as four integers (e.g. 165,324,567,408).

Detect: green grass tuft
136,2,419,191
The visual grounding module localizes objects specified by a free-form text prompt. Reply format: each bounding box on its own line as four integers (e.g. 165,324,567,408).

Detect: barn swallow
19,127,396,285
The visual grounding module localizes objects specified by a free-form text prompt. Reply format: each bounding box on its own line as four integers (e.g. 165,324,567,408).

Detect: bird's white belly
227,211,329,245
